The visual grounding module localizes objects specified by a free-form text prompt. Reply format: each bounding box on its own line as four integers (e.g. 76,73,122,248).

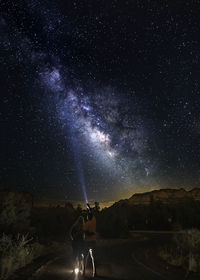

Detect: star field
1,0,200,203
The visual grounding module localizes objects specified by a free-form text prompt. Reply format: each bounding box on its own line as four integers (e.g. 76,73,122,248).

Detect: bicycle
73,247,96,278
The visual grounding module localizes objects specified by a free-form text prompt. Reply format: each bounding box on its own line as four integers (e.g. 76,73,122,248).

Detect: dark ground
14,233,200,280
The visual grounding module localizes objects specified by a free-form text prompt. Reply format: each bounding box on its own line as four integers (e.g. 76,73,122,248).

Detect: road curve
29,236,199,280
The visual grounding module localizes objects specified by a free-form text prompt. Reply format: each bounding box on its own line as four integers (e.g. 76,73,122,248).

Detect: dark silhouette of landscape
0,188,200,279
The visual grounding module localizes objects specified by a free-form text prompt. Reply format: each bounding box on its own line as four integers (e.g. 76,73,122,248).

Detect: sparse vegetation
159,229,200,273
0,192,32,233
0,191,78,279
1,189,200,278
0,233,34,279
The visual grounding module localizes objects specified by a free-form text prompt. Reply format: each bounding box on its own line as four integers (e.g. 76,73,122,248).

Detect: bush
159,229,200,273
0,233,33,279
0,192,31,233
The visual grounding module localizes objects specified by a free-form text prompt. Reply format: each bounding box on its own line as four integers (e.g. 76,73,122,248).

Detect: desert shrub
0,192,31,233
159,229,200,273
178,229,200,272
0,233,33,279
159,242,186,267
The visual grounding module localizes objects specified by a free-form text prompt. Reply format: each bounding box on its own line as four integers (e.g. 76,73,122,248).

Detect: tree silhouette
94,201,100,214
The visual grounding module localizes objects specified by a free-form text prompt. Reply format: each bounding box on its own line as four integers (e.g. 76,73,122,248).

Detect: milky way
39,65,152,199
1,0,200,203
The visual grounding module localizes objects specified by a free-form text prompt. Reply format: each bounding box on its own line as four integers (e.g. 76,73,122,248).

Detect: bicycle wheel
84,249,96,278
79,254,84,276
74,256,80,275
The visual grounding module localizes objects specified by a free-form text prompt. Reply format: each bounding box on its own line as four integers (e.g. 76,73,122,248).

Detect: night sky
1,0,200,204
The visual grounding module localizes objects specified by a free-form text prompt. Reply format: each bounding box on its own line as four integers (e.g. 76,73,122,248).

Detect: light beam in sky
40,67,89,202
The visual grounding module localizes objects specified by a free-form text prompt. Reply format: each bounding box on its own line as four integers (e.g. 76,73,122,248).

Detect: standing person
83,205,97,277
69,216,85,274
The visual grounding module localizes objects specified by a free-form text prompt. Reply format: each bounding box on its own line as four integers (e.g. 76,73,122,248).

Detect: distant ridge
127,188,200,205
110,188,200,208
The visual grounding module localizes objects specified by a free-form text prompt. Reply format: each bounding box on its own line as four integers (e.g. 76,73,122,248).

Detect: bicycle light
74,268,79,275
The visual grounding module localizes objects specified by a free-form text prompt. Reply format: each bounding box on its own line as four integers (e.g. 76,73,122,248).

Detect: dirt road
29,234,198,280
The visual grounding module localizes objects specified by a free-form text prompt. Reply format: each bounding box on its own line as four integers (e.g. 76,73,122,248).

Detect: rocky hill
127,188,200,205
98,188,200,236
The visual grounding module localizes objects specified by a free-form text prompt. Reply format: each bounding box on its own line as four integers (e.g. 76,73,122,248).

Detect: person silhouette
83,205,97,277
